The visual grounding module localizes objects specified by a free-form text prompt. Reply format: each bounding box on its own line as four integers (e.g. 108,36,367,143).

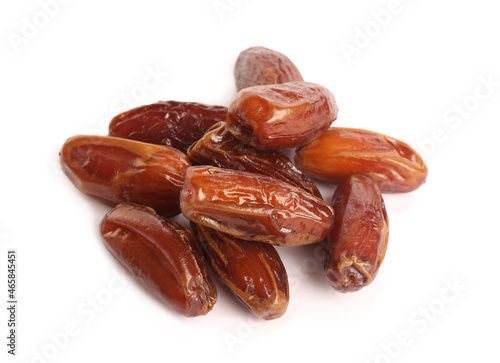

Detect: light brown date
109,101,228,153
187,121,322,198
193,224,289,320
323,175,389,292
295,127,428,193
180,166,334,246
226,81,338,150
100,203,217,316
234,46,304,91
59,135,191,216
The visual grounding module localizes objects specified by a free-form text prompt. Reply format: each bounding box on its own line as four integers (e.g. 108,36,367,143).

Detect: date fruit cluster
59,46,428,320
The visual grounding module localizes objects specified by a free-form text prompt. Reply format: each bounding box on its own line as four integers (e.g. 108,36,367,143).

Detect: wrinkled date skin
180,166,334,246
226,81,338,150
187,122,322,198
234,46,304,91
324,175,389,293
193,224,289,320
59,135,191,216
295,127,428,193
109,101,228,153
100,203,217,316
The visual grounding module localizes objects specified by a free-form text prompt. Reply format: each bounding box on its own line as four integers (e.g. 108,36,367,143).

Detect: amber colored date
100,203,217,316
180,166,334,246
323,175,389,293
193,224,289,320
109,101,228,153
226,81,338,150
187,122,322,198
234,46,304,91
295,127,428,193
59,135,191,216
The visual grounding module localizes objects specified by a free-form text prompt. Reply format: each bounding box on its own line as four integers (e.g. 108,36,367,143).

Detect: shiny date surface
295,127,428,193
59,135,191,216
226,81,338,150
180,166,334,246
194,224,289,320
323,175,389,292
100,203,217,316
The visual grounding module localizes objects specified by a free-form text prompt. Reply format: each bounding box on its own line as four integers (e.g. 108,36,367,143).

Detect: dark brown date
193,224,289,320
226,81,338,150
180,166,334,246
234,46,304,91
323,175,389,292
295,127,428,193
109,101,228,153
100,203,217,316
187,121,322,198
59,135,191,216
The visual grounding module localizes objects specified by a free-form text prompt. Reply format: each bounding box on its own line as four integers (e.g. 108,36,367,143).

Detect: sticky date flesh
100,203,217,316
323,175,389,292
187,121,322,198
180,166,334,246
193,224,289,320
295,127,428,193
109,101,228,153
59,135,191,216
226,81,338,150
234,46,304,91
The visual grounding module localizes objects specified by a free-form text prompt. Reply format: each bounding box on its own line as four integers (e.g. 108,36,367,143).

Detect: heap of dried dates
59,46,428,320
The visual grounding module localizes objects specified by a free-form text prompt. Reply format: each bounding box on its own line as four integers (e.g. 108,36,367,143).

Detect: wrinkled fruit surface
109,101,228,153
226,81,338,150
323,175,389,292
187,121,322,198
194,223,289,320
180,166,334,246
59,135,191,216
295,127,428,193
100,203,217,316
234,46,304,91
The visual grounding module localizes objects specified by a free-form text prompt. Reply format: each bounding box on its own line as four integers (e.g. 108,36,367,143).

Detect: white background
1,1,499,362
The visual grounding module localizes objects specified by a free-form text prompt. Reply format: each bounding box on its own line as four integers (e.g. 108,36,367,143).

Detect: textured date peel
323,175,389,292
187,121,322,198
180,166,334,246
193,224,289,320
226,81,338,150
100,203,217,316
59,135,191,216
295,127,428,193
234,46,304,91
109,101,228,153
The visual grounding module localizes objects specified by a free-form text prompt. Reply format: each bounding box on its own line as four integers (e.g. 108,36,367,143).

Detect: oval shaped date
59,135,191,216
234,46,304,91
193,223,289,320
109,101,228,153
323,175,389,293
100,203,217,316
226,81,338,150
187,121,322,198
180,166,334,246
295,127,428,193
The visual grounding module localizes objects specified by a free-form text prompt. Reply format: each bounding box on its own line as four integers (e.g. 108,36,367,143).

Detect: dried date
226,81,338,150
295,127,428,193
59,135,191,216
234,46,304,91
187,121,322,198
180,166,334,246
100,203,217,316
323,175,389,292
109,101,228,153
193,224,289,320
